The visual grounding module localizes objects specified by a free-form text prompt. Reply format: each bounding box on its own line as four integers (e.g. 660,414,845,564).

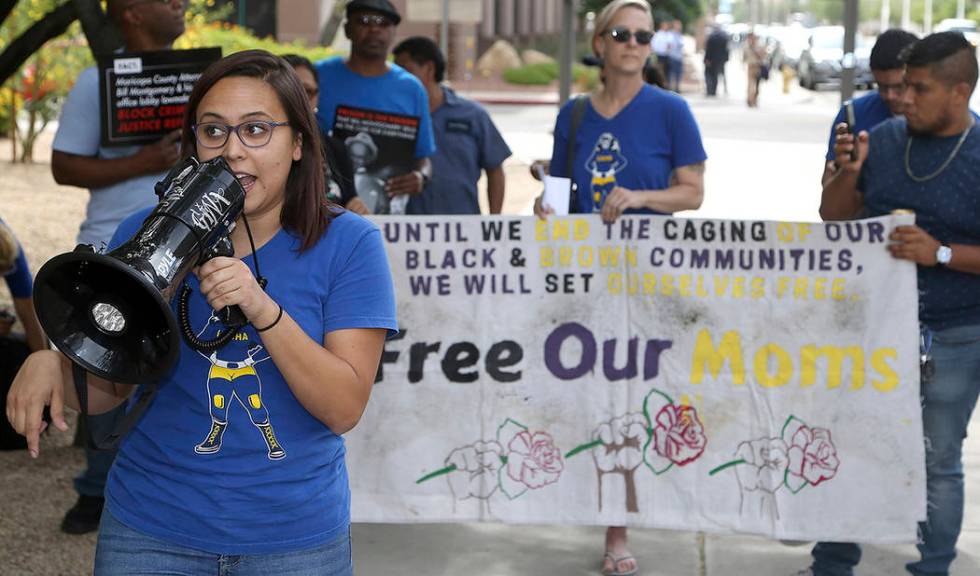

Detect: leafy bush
503,62,559,85
503,61,599,90
176,22,337,63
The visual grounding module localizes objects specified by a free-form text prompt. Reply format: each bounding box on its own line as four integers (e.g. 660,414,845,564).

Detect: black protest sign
97,48,221,147
332,105,419,214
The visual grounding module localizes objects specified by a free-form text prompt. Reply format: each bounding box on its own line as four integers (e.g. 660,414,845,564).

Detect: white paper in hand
542,176,571,216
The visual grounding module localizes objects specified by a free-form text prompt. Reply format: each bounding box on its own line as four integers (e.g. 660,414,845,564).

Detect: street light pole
441,0,450,62
841,0,859,105
560,0,577,105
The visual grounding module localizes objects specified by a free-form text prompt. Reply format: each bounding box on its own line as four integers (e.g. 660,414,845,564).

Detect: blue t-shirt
550,85,707,215
103,209,397,554
825,91,893,161
53,66,168,248
314,57,436,159
407,86,512,215
1,219,31,298
860,117,980,330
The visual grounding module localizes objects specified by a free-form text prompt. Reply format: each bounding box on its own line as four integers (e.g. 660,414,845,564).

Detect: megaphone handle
204,236,248,328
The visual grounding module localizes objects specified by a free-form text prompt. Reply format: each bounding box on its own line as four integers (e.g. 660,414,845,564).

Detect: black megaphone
33,156,247,384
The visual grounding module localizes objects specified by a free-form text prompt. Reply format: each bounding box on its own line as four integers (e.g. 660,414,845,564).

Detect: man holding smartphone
804,32,980,576
820,29,918,186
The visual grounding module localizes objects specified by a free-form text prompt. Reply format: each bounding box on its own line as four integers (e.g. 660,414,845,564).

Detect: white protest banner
347,214,924,543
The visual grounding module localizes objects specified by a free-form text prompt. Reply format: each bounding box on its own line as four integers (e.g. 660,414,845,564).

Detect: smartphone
843,100,857,161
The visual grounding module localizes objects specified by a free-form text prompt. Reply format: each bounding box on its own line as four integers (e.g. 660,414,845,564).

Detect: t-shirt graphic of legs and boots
586,133,629,212
193,313,285,461
332,106,419,215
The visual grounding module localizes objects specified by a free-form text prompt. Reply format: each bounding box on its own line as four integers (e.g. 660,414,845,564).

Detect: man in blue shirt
315,0,434,214
50,0,186,535
393,36,512,215
810,32,980,576
821,29,918,186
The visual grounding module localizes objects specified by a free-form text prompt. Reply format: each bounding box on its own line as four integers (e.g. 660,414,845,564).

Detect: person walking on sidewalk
743,31,766,107
392,36,512,215
704,24,729,97
535,2,707,572
49,0,185,535
667,19,685,92
820,29,918,186
807,31,980,576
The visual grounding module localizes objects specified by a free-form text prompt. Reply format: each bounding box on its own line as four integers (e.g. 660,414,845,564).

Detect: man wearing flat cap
315,0,435,214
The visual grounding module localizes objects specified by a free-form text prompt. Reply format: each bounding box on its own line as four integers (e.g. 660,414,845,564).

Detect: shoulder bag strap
566,95,589,214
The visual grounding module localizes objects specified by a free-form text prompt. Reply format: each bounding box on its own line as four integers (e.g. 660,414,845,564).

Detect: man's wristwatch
415,170,430,188
936,244,953,266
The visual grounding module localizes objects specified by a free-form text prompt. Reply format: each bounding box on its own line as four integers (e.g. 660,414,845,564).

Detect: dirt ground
1,130,96,575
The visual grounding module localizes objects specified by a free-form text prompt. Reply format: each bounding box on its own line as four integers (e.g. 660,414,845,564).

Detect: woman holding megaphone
6,50,396,575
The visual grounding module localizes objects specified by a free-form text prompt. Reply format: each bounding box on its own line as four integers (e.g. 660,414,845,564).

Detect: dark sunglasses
354,14,393,27
606,27,654,45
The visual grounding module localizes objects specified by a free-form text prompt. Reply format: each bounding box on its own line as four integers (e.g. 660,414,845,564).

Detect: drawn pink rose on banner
417,419,565,501
651,405,708,466
642,388,708,475
505,430,564,489
710,415,842,519
785,423,839,489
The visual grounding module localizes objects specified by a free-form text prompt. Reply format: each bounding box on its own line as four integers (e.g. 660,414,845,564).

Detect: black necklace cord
176,210,269,353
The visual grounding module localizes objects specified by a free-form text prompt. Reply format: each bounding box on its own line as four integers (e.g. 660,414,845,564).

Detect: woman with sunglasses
534,2,706,575
536,0,705,225
6,50,396,575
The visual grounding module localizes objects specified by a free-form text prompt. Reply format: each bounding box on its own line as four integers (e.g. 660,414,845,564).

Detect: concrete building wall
276,0,332,43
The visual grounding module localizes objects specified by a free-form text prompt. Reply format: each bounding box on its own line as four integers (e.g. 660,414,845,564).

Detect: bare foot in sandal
602,526,638,575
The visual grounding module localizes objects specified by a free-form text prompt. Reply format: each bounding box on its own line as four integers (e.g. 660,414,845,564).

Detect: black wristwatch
415,169,430,187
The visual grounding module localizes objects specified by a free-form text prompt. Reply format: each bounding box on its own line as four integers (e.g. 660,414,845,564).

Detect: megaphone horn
33,156,247,384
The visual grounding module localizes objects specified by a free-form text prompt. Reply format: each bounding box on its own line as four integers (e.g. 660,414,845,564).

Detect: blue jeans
73,405,126,497
95,508,352,576
811,324,980,576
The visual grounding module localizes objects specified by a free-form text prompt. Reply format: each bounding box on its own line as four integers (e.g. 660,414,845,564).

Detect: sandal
601,552,638,576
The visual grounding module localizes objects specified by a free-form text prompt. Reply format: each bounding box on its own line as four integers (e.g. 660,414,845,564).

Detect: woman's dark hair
392,36,446,82
181,50,332,251
281,54,317,82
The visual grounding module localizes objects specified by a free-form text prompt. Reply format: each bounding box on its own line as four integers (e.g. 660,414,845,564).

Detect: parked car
935,18,979,47
797,26,873,90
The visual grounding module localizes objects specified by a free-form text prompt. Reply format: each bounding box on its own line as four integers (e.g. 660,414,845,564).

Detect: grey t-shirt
53,66,167,248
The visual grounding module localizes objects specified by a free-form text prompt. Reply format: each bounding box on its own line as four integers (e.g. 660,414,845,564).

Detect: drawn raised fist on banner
592,412,647,512
734,437,789,519
444,441,504,501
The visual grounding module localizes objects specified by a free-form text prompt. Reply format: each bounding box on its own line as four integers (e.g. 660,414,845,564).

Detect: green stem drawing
708,458,746,476
416,455,509,484
416,464,457,484
565,439,602,459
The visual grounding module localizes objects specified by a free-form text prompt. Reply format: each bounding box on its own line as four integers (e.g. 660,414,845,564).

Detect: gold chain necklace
904,119,975,183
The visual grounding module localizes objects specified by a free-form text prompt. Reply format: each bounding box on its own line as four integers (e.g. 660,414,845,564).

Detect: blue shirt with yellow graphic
102,208,397,555
550,84,707,214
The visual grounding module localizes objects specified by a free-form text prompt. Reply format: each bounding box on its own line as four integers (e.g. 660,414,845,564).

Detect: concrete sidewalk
1,416,977,576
